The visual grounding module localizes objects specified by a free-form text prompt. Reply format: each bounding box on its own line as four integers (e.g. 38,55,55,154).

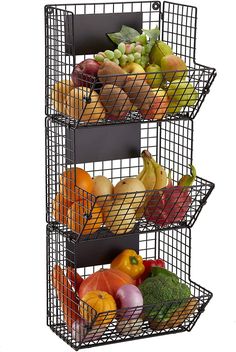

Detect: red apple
71,59,100,88
141,89,169,120
140,98,160,120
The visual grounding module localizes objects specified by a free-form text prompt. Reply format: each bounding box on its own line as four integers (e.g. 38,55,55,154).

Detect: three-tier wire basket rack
45,1,216,350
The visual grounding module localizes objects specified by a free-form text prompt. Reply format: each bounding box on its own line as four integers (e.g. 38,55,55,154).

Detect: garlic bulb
72,320,106,342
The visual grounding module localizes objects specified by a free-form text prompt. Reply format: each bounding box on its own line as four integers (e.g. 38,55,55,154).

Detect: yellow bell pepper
111,249,145,280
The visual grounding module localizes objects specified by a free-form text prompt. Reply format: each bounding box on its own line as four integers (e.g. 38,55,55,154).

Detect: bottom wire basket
47,224,212,350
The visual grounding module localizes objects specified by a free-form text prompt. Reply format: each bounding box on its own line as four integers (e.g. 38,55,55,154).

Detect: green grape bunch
94,25,161,68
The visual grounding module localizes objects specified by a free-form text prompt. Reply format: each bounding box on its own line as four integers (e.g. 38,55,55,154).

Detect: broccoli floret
139,269,191,322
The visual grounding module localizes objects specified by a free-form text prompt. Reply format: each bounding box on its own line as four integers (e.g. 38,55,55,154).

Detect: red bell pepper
136,259,165,285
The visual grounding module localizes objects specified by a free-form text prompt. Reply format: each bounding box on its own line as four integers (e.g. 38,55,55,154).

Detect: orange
67,200,103,235
59,167,93,203
52,193,73,225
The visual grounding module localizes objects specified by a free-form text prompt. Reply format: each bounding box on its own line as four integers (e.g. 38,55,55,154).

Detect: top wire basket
45,1,216,128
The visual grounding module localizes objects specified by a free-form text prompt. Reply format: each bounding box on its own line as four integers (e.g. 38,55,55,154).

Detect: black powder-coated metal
45,1,216,350
45,1,216,126
46,116,214,241
65,12,143,55
66,227,139,268
66,123,141,164
47,225,213,350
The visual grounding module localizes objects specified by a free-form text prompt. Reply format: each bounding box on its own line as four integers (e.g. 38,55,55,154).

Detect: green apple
150,41,173,66
167,79,199,107
145,64,164,88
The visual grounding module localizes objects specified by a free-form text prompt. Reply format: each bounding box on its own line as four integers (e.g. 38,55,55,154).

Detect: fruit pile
50,26,199,123
52,251,197,342
52,150,196,234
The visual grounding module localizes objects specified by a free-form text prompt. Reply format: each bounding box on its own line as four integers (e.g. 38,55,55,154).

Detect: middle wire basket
46,116,214,242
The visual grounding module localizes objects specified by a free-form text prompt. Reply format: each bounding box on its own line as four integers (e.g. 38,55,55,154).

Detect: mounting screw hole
47,7,53,15
203,87,210,94
152,2,160,10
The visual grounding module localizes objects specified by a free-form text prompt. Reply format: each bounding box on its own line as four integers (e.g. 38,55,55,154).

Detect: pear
150,41,173,66
92,176,114,207
161,55,187,82
167,80,199,107
104,202,136,235
166,99,182,114
114,178,146,209
145,64,164,88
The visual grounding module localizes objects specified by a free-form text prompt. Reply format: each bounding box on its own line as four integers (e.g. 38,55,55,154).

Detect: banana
136,151,156,219
136,161,146,181
137,150,167,190
150,157,168,189
136,150,167,219
137,150,157,190
136,150,168,219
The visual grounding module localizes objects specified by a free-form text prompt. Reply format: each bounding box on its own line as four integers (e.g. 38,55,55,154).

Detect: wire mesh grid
47,225,212,350
45,1,216,127
45,2,215,349
46,117,214,241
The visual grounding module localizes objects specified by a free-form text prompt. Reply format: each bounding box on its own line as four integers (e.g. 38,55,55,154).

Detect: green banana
178,165,196,187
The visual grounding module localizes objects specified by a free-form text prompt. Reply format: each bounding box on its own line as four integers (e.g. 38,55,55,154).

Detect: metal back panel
65,12,143,55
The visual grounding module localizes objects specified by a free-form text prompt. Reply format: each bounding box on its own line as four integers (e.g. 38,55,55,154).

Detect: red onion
116,284,143,319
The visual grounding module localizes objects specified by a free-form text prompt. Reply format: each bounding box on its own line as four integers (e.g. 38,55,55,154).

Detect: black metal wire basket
45,1,216,128
47,225,212,350
46,116,214,241
45,1,216,350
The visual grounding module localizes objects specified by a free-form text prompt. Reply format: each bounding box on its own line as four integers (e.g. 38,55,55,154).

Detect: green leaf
107,32,125,45
107,25,141,45
143,26,160,42
121,25,140,41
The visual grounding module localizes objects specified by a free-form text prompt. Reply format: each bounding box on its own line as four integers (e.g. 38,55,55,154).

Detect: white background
0,0,235,351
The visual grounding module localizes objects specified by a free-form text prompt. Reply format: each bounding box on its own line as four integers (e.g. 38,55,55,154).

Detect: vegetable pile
52,250,197,343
